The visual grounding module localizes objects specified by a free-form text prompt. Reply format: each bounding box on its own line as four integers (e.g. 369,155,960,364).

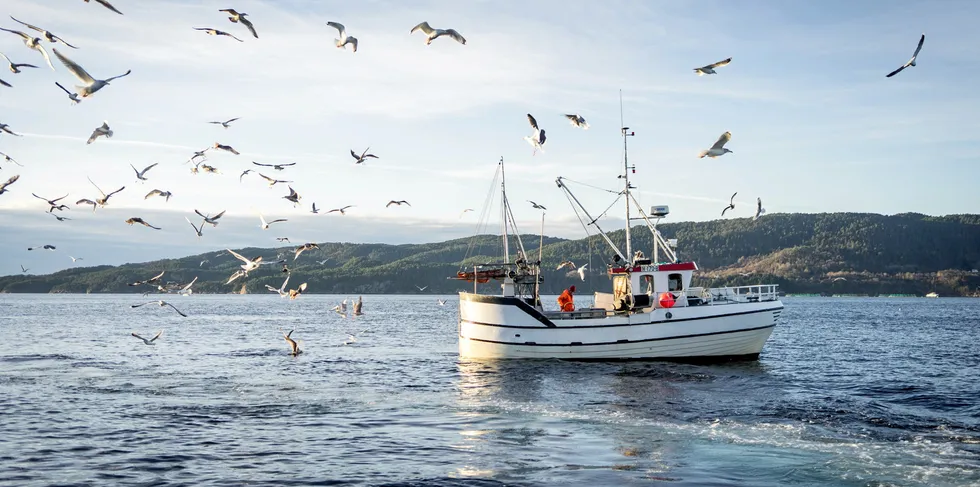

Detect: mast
499,156,509,264
619,90,635,264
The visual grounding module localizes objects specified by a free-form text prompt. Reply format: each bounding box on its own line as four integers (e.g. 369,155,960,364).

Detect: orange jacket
557,289,575,312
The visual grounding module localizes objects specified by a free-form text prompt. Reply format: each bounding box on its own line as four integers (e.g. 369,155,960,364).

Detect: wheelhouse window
668,273,683,292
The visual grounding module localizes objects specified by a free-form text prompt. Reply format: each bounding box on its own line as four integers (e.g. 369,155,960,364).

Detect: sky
0,0,978,276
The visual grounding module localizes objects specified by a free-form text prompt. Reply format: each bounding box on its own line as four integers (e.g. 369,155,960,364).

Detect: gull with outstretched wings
410,21,466,45
698,131,733,158
694,57,731,75
886,34,925,78
52,48,130,97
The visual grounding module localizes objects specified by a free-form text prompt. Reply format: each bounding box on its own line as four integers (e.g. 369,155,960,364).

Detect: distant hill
2,212,979,296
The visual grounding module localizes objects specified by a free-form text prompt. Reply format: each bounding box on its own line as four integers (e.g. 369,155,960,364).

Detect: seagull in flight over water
386,200,410,208
721,192,737,217
259,214,287,229
886,34,925,78
328,205,354,215
281,329,302,355
131,301,187,317
699,131,733,158
131,331,163,345
131,162,158,182
694,57,732,75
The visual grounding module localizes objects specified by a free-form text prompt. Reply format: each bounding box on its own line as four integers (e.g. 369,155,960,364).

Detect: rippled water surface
1,295,978,486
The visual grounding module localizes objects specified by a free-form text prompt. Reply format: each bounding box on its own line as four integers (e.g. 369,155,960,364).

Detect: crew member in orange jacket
557,285,576,312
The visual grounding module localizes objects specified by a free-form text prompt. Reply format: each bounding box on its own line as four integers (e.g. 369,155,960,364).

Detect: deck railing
703,284,781,304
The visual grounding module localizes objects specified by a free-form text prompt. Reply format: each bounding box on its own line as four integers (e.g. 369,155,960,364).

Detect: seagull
219,9,258,39
69,256,83,263
227,248,262,274
144,189,172,202
238,169,254,183
132,301,187,317
51,213,71,222
698,131,733,158
694,57,732,75
27,244,56,251
832,277,847,282
9,16,78,48
185,217,205,238
259,214,287,230
79,176,124,209
459,208,474,218
32,193,70,212
327,205,354,215
253,161,295,171
193,28,243,42
288,282,307,300
0,51,38,73
523,114,546,155
416,285,428,292
577,263,588,281
131,331,163,345
86,121,113,144
200,164,219,174
276,237,290,243
177,277,198,295
128,271,165,287
410,21,466,45
52,48,130,97
86,0,124,15
188,147,211,164
350,147,378,164
258,173,291,187
294,243,319,261
0,77,9,88
310,202,320,214
352,296,363,315
887,34,925,78
125,217,162,230
265,275,290,297
563,114,589,129
343,334,357,345
282,186,301,205
528,200,547,210
556,260,576,271
213,142,239,155
194,209,225,226
0,152,21,167
386,200,410,208
0,123,23,136
53,81,81,105
0,27,54,70
721,192,737,217
209,117,240,128
754,197,766,221
20,265,29,273
437,299,446,306
326,22,358,52
226,270,246,284
317,259,329,265
130,162,158,182
281,329,301,356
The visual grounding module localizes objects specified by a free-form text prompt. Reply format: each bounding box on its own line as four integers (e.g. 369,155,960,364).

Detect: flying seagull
125,217,162,230
52,48,131,97
326,21,357,52
128,271,165,287
0,123,23,136
69,256,83,262
886,34,925,78
194,209,225,226
27,244,56,251
131,301,187,317
9,16,78,48
0,27,54,70
563,114,589,129
177,277,198,295
276,237,290,243
213,142,239,155
258,173,291,187
0,51,38,73
350,147,378,164
754,197,766,221
386,200,410,208
259,214,287,230
288,282,308,300
32,192,70,212
0,77,8,88
528,200,547,210
131,162,158,182
576,263,588,282
86,121,113,144
721,192,737,217
281,329,301,356
86,0,124,15
327,205,354,215
282,186,301,205
266,275,290,297
410,21,466,45
416,285,428,292
54,81,81,104
193,28,244,42
253,161,295,171
310,202,320,214
227,248,263,275
51,213,71,222
76,177,124,210
20,265,28,273
219,9,258,38
698,131,733,158
209,117,240,128
694,57,732,75
131,331,163,345
523,113,546,155
0,151,22,167
294,242,319,261
185,217,205,238
556,260,575,271
144,189,172,202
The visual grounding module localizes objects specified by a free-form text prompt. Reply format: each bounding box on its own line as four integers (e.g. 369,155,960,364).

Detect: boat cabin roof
609,261,697,275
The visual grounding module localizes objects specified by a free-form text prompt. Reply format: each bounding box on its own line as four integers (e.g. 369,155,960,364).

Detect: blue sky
0,0,977,275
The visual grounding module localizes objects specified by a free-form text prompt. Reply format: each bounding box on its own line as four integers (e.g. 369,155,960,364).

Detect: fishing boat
925,292,939,298
455,122,784,361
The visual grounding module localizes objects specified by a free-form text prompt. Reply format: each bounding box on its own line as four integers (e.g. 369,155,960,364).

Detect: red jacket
557,289,575,312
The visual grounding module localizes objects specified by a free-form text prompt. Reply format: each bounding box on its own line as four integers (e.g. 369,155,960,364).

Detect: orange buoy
659,292,676,309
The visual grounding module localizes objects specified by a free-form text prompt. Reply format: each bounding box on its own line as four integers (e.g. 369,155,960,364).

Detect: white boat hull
458,293,782,360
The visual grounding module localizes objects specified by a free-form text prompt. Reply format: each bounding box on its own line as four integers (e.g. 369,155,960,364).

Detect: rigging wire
460,163,501,270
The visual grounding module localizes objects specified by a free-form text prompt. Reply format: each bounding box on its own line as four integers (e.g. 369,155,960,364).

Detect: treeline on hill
2,212,980,296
